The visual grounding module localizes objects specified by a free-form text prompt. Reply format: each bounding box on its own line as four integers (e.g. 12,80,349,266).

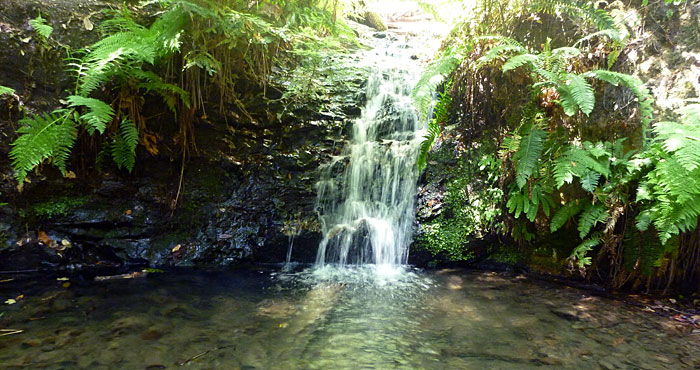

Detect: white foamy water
314,34,427,268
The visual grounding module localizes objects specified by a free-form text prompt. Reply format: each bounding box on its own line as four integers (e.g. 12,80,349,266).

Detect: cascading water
315,35,425,268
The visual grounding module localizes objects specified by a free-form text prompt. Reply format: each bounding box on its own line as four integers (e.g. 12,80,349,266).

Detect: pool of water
1,266,698,369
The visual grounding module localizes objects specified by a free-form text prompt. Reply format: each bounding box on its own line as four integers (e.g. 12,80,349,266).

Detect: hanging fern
553,143,610,188
529,0,618,33
111,119,139,172
506,182,554,222
412,45,462,119
0,85,15,97
10,112,77,182
66,95,114,134
636,103,700,243
513,128,547,189
550,200,584,232
569,237,600,268
560,74,595,116
577,203,609,239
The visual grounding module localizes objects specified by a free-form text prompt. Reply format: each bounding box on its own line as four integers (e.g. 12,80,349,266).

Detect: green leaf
29,15,53,39
10,112,77,182
111,119,139,172
514,129,547,189
502,54,539,73
66,95,115,134
550,201,584,232
578,203,609,239
566,74,595,115
0,85,15,97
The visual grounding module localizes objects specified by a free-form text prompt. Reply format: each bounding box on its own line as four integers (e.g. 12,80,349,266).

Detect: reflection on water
1,267,698,369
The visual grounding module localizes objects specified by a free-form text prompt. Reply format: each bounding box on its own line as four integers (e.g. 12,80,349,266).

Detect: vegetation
415,0,700,292
9,0,360,184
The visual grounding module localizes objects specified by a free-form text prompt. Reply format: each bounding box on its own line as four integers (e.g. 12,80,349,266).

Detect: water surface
1,267,698,369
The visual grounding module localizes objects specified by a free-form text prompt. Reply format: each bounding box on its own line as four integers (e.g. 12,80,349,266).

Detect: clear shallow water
1,267,698,369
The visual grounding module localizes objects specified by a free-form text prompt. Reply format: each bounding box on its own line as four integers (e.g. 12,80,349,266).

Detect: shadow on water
0,266,698,369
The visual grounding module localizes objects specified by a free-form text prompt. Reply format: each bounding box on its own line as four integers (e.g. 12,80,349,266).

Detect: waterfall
315,36,424,268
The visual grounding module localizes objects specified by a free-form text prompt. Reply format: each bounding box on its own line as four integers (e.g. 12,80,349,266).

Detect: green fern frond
575,29,622,46
66,95,114,134
578,203,609,239
412,46,462,118
514,129,547,189
0,85,15,97
29,15,53,39
580,171,601,192
10,112,77,182
654,121,700,171
502,54,539,73
555,73,595,116
111,119,139,172
475,42,527,69
554,144,610,188
550,200,584,232
569,237,600,268
418,119,441,172
530,0,617,32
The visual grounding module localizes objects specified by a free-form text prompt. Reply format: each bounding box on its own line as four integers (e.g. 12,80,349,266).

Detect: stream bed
1,267,699,369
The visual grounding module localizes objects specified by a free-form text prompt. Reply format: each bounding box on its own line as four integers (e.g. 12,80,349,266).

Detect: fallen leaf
56,277,69,281
83,16,93,31
64,171,77,179
38,231,52,245
5,299,16,305
61,239,71,247
125,209,132,215
171,244,182,253
0,279,14,283
62,282,71,288
16,295,23,300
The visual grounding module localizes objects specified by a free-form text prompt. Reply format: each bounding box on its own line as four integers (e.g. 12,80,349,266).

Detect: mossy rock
361,11,387,31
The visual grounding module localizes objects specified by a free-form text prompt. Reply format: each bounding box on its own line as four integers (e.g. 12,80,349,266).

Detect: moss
31,195,89,218
415,147,504,261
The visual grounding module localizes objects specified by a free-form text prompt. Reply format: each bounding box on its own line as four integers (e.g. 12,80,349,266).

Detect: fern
562,74,595,116
636,103,700,243
577,203,609,239
66,95,114,134
569,237,600,268
111,119,139,172
10,112,77,182
530,0,617,32
412,45,462,119
502,53,539,73
513,129,547,189
550,200,584,232
29,15,53,39
0,85,15,97
418,118,441,172
553,144,610,188
507,182,554,222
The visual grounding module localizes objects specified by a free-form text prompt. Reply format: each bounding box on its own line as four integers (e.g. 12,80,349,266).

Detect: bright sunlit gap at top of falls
313,5,445,274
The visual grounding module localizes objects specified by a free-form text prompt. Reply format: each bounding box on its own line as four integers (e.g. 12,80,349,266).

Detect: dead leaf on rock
83,16,93,31
172,244,182,253
38,231,52,245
